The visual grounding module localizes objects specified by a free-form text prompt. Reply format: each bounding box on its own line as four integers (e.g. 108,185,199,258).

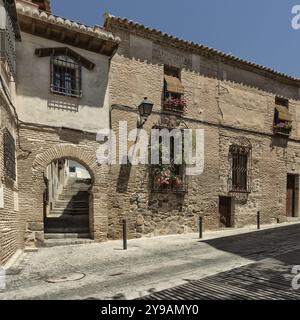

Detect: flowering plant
153,165,184,189
163,97,187,113
154,165,176,186
274,121,292,130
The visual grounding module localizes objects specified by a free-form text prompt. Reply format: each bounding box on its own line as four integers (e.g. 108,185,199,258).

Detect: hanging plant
153,165,177,187
163,97,187,113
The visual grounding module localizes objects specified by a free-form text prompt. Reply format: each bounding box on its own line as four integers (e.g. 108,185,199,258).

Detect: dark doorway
219,196,233,228
286,174,296,217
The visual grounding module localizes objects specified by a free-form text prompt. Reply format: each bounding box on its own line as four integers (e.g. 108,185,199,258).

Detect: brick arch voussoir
32,144,104,185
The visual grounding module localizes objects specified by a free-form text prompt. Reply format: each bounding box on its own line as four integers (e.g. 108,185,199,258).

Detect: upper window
274,96,292,136
4,128,16,181
35,47,96,99
163,65,186,113
51,55,82,98
275,97,289,108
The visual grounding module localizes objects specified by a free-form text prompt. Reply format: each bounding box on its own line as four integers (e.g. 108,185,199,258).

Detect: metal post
123,219,127,250
277,218,280,224
257,211,260,230
199,216,203,239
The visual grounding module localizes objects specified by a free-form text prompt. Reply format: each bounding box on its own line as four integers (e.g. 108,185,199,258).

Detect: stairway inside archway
44,177,93,247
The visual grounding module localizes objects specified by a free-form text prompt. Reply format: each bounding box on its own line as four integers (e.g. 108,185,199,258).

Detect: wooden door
219,197,232,228
286,174,296,217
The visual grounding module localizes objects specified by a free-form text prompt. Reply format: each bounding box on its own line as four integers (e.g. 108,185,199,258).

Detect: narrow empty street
1,223,300,300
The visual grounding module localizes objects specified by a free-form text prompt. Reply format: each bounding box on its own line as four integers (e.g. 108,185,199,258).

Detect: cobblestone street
1,222,300,300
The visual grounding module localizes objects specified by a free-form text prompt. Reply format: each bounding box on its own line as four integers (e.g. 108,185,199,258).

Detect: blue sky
52,0,300,78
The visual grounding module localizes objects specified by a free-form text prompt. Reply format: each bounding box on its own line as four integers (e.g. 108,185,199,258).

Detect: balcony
163,96,187,114
0,14,16,79
273,122,292,137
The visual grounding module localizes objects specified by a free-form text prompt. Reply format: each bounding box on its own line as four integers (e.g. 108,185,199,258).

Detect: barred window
151,129,187,193
51,55,82,98
4,128,16,181
230,145,250,193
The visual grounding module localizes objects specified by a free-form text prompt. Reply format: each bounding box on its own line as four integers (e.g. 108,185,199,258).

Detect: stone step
61,188,89,194
287,217,300,222
45,222,89,230
58,195,89,200
53,201,89,206
42,238,94,248
53,206,89,210
49,211,89,217
46,214,89,220
44,233,90,239
54,200,89,204
51,207,89,212
50,207,88,211
44,227,90,234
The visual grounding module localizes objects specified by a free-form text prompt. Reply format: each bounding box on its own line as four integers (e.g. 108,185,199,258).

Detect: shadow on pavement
200,223,300,263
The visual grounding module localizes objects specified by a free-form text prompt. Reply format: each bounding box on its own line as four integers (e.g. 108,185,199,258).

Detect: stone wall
17,125,108,249
106,25,300,237
0,95,19,265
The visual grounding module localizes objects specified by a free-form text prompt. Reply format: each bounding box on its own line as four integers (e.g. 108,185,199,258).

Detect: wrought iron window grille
50,55,82,98
150,129,188,193
228,137,252,194
4,128,16,181
0,14,16,79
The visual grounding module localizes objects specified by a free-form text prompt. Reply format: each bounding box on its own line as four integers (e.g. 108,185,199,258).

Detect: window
163,65,186,113
229,144,250,193
275,97,289,108
4,128,16,181
151,128,187,193
36,47,95,98
274,96,292,136
51,55,82,98
0,11,16,79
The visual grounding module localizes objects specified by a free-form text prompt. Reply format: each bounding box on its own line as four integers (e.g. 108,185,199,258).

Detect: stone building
0,0,21,265
1,0,300,265
104,14,300,238
14,0,120,250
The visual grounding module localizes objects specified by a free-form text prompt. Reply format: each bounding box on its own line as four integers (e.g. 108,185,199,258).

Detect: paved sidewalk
141,250,300,300
1,222,300,300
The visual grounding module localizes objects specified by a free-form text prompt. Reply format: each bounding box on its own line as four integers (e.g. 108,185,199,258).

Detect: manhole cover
45,273,85,283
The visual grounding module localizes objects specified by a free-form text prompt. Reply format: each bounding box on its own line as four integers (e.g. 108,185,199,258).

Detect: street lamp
137,97,154,128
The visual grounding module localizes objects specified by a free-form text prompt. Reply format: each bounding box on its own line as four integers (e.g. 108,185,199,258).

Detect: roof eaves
16,2,121,44
104,13,300,85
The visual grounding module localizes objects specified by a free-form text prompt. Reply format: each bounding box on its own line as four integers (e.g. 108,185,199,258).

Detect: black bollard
199,216,203,239
123,219,127,250
257,211,260,230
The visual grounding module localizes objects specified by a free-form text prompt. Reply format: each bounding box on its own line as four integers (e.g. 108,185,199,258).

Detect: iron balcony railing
0,14,16,79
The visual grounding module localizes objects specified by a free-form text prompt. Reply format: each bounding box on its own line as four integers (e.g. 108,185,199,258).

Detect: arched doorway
27,144,108,247
44,159,92,240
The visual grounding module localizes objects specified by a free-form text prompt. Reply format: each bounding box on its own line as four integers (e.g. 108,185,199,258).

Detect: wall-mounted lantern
137,97,154,128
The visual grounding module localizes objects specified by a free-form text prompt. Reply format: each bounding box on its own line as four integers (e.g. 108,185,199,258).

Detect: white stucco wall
69,160,91,179
16,32,110,132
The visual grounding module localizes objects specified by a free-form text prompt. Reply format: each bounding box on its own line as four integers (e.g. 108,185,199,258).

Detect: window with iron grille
151,129,187,193
4,128,16,181
51,55,82,98
229,145,251,193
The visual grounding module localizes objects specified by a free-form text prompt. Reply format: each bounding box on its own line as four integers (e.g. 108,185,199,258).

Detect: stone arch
30,144,108,245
